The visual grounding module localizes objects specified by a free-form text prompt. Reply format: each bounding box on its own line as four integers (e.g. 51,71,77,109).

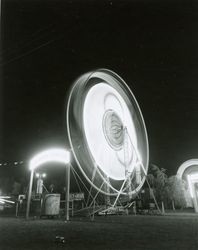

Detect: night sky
1,0,198,176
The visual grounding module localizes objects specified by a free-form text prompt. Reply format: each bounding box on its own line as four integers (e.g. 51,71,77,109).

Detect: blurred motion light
187,173,198,198
35,173,40,178
187,175,194,198
67,69,149,196
29,148,70,170
0,196,15,205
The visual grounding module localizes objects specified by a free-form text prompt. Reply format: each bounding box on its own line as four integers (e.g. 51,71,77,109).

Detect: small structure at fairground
177,159,198,212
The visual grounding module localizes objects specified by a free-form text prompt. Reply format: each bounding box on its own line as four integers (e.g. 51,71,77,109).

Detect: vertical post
91,199,95,221
65,164,70,221
71,200,74,217
124,127,132,200
105,175,111,207
161,201,165,214
192,182,198,213
26,170,34,219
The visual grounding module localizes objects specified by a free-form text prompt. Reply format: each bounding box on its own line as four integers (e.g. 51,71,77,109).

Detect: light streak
187,173,198,198
29,148,70,170
0,196,15,205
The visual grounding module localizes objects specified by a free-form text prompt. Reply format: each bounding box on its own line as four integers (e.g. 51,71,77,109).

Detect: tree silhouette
148,164,167,202
166,175,186,209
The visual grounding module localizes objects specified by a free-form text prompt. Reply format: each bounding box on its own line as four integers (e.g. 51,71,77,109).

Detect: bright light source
35,173,40,178
187,173,198,198
187,175,194,198
3,200,15,204
35,172,46,178
177,159,198,179
42,173,46,178
83,83,138,180
67,69,149,196
29,148,70,171
0,196,14,204
189,173,198,180
26,148,70,220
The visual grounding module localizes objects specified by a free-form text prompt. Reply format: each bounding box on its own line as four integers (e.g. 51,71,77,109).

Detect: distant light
29,148,70,171
35,172,46,178
42,173,46,178
2,199,15,204
35,173,40,178
4,163,7,166
0,196,14,204
0,163,2,166
14,162,18,165
20,161,23,164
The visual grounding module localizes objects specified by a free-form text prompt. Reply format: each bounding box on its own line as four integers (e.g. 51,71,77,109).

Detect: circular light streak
67,69,149,196
29,148,70,171
177,159,198,179
177,159,198,204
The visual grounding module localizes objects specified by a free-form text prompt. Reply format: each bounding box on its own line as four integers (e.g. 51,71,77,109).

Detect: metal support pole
105,176,111,206
65,164,70,221
191,182,198,213
91,199,95,221
26,170,34,219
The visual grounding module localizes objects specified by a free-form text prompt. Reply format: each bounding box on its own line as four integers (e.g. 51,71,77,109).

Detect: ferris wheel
66,69,149,202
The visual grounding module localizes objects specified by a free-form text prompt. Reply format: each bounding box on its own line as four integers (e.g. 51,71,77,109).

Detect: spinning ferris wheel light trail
67,69,149,202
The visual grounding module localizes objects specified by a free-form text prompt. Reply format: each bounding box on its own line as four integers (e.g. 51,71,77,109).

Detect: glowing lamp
42,173,46,178
35,173,40,178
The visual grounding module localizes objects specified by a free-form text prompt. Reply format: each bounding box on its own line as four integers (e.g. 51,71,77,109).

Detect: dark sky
1,0,198,176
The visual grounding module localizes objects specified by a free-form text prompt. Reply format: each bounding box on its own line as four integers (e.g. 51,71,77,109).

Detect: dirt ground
0,214,198,250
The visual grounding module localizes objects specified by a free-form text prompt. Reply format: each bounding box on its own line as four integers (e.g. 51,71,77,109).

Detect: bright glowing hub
83,83,138,180
29,148,70,170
